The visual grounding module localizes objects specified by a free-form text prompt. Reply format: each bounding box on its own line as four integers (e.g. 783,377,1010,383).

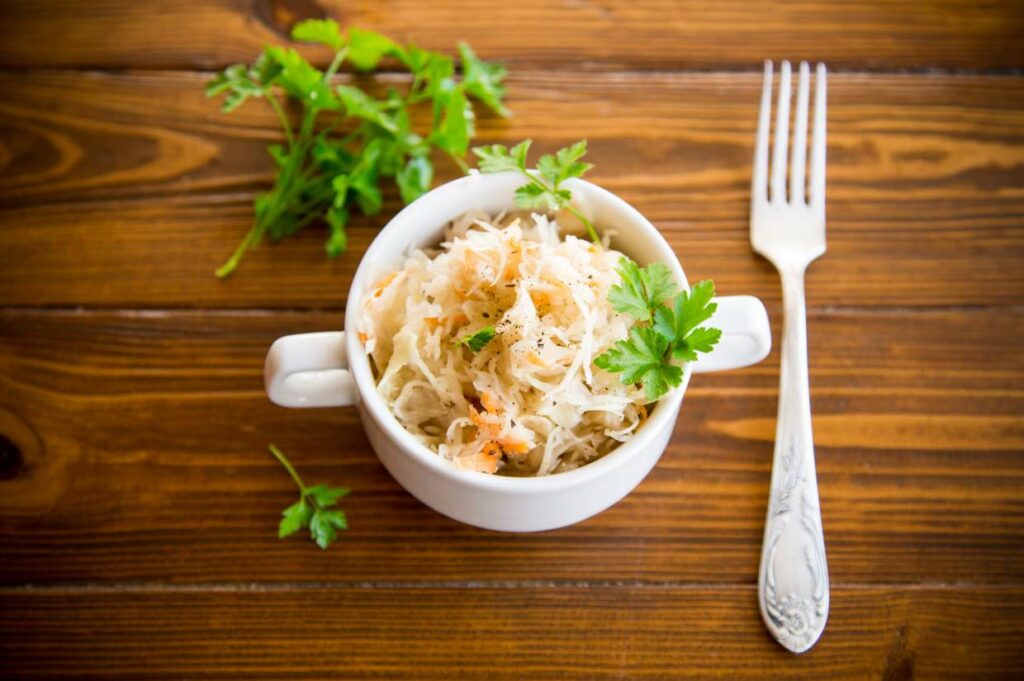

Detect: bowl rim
343,171,692,492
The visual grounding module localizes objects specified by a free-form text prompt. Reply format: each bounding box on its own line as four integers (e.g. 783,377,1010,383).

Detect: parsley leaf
396,155,434,203
652,279,717,342
595,258,722,402
472,140,529,173
673,326,723,362
306,483,351,506
270,444,350,550
431,83,473,156
594,327,683,402
336,84,398,132
265,46,338,109
291,19,345,50
513,182,548,208
325,205,348,257
458,326,496,352
607,258,678,322
310,509,348,549
278,498,313,538
471,139,599,244
205,53,282,112
347,28,397,71
206,19,509,277
458,42,510,117
537,139,593,186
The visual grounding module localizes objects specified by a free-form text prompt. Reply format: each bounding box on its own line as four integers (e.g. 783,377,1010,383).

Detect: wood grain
1,0,1022,676
1,0,1023,71
1,308,1021,586
1,71,1022,308
1,585,1022,679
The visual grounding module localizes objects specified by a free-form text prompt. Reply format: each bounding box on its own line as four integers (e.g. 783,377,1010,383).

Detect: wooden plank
1,71,1022,308
0,585,1022,679
1,0,1023,71
1,309,1021,585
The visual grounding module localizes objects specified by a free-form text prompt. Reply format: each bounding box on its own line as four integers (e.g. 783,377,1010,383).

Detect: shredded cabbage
360,212,648,475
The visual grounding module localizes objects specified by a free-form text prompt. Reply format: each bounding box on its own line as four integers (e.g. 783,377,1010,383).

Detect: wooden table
1,1,1023,678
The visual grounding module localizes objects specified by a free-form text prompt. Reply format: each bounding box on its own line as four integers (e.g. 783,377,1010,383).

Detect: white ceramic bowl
265,172,771,532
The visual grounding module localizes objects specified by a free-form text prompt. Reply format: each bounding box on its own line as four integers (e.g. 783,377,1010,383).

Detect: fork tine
770,61,791,203
789,62,810,204
752,61,772,204
809,62,827,210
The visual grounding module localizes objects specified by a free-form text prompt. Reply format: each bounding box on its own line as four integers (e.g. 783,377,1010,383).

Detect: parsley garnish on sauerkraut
359,141,720,476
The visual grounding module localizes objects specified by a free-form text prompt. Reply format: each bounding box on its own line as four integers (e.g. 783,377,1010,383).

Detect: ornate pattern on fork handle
759,434,829,652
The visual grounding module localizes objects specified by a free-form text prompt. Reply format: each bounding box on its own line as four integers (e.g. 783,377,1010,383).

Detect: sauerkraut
359,211,649,475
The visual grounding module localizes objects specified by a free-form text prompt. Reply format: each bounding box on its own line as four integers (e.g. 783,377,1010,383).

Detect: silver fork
751,60,829,653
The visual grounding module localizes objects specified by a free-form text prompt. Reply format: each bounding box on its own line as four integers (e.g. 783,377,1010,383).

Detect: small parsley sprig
594,258,722,401
206,19,509,277
458,326,496,352
471,139,599,244
269,444,350,550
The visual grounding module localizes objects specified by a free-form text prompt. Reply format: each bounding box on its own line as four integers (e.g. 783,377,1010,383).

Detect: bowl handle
264,332,358,407
691,296,772,373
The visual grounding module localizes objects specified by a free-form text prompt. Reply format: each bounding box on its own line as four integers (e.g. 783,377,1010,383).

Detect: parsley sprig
457,326,496,352
269,444,350,550
594,259,722,401
471,139,599,244
206,20,508,277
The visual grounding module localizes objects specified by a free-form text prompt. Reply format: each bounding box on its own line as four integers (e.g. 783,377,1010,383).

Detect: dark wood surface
2,586,1022,680
1,0,1023,71
1,309,1022,587
2,71,1022,308
1,1,1022,678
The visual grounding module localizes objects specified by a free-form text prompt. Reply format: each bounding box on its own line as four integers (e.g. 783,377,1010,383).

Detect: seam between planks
1,66,1024,77
0,580,1020,594
1,305,1022,316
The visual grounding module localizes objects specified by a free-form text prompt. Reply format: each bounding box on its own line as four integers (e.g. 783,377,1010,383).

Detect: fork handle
757,269,829,653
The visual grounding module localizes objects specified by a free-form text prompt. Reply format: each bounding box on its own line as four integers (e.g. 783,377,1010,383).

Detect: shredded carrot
480,391,503,413
468,404,484,425
468,405,502,437
503,242,521,279
373,272,398,298
477,441,502,473
452,280,470,300
358,331,369,344
497,435,530,455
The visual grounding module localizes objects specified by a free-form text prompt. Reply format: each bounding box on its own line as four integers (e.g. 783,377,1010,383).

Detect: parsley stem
517,169,556,203
445,150,469,173
215,223,264,278
324,47,349,80
216,108,327,278
290,206,328,233
517,169,601,246
568,205,601,245
265,92,294,148
297,107,317,142
269,444,307,493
